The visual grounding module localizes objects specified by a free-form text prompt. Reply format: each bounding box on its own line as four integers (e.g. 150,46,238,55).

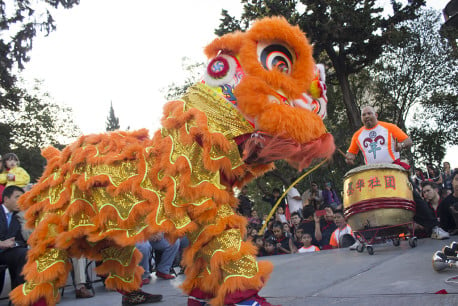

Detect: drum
343,163,415,232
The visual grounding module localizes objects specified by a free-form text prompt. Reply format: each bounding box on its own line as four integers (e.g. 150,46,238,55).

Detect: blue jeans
136,236,180,278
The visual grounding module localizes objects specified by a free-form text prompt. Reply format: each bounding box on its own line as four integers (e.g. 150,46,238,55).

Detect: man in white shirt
287,178,303,215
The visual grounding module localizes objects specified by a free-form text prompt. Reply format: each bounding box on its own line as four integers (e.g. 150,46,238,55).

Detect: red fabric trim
344,198,416,219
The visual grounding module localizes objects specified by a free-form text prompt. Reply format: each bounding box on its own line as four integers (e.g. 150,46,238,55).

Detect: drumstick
337,148,347,158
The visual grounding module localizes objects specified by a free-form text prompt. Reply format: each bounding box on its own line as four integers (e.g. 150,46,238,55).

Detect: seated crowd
249,166,458,257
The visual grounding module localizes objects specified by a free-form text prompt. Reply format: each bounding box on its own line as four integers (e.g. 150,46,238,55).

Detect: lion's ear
204,32,245,58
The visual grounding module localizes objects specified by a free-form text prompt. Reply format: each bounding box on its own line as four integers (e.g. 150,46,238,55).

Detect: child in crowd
292,227,304,251
275,206,287,223
248,210,262,227
259,238,278,257
272,221,293,254
298,233,320,253
282,222,292,238
254,235,265,256
329,211,356,249
0,153,30,188
247,227,258,242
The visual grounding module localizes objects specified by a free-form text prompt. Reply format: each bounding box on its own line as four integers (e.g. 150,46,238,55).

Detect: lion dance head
202,17,334,169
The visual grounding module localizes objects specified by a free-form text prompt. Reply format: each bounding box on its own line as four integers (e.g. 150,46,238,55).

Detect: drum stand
353,221,417,255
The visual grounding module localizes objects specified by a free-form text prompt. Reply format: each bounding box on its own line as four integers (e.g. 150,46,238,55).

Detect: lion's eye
257,42,294,75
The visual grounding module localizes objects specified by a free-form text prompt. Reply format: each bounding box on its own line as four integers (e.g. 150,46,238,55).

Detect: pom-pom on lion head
203,17,330,146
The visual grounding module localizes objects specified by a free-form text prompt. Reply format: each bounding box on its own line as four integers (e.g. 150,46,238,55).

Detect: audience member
237,186,253,217
0,185,28,289
254,235,265,256
248,210,262,227
136,233,180,284
426,164,443,186
299,205,320,247
442,161,454,195
421,181,442,222
302,181,323,210
314,207,337,250
263,218,275,240
438,171,458,233
247,227,258,242
412,168,425,193
259,238,278,256
322,182,342,211
286,178,303,215
275,206,287,223
298,233,320,253
329,211,355,249
291,227,304,251
272,221,293,254
282,222,292,238
289,212,302,235
0,153,30,188
262,187,286,210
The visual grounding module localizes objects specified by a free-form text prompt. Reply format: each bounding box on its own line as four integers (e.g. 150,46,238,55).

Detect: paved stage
1,237,457,305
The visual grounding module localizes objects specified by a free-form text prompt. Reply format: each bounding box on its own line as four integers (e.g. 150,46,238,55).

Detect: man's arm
0,237,16,249
395,137,413,152
345,152,356,165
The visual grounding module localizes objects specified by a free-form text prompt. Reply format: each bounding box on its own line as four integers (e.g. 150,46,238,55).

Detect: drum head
344,163,408,178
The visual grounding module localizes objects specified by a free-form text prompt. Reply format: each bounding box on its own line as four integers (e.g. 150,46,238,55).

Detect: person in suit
0,185,27,289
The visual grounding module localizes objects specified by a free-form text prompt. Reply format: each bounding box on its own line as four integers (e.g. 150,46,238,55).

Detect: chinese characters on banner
347,175,396,196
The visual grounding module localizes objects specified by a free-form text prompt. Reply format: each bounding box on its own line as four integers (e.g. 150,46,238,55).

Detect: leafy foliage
162,57,204,101
0,0,80,111
0,80,81,181
369,8,457,167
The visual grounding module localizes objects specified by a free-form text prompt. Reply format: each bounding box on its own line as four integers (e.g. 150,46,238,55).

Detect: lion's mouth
268,90,313,111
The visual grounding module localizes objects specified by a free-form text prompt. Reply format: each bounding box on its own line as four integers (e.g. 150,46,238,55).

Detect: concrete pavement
1,237,457,305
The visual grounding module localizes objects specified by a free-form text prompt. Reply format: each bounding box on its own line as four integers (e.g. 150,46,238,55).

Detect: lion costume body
11,17,334,306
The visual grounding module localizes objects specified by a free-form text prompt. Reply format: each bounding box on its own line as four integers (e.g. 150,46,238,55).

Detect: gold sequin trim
80,160,139,187
201,229,242,261
183,83,254,139
101,246,135,267
92,188,145,220
223,257,259,281
35,248,67,273
22,281,59,298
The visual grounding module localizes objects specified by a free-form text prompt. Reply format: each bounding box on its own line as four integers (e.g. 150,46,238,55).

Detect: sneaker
234,294,277,306
121,290,162,305
156,271,175,280
431,226,450,240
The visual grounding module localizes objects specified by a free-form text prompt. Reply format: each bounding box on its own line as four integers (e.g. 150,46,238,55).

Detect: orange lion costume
11,17,334,306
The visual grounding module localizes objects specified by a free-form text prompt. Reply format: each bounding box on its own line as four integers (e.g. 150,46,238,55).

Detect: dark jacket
0,206,27,247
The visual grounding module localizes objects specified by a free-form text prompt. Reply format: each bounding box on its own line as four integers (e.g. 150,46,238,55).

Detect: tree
369,8,458,167
0,0,80,111
0,80,81,181
106,102,120,131
216,0,426,131
162,57,205,101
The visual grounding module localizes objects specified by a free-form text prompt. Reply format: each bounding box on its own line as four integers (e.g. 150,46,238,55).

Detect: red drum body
343,164,415,232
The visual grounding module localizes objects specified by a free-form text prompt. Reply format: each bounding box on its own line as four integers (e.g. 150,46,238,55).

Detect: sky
19,0,456,166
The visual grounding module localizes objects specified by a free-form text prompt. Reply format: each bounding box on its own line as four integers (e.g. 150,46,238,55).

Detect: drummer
345,105,449,240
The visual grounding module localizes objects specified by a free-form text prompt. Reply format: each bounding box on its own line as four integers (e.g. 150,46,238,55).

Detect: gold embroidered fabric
35,249,67,273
